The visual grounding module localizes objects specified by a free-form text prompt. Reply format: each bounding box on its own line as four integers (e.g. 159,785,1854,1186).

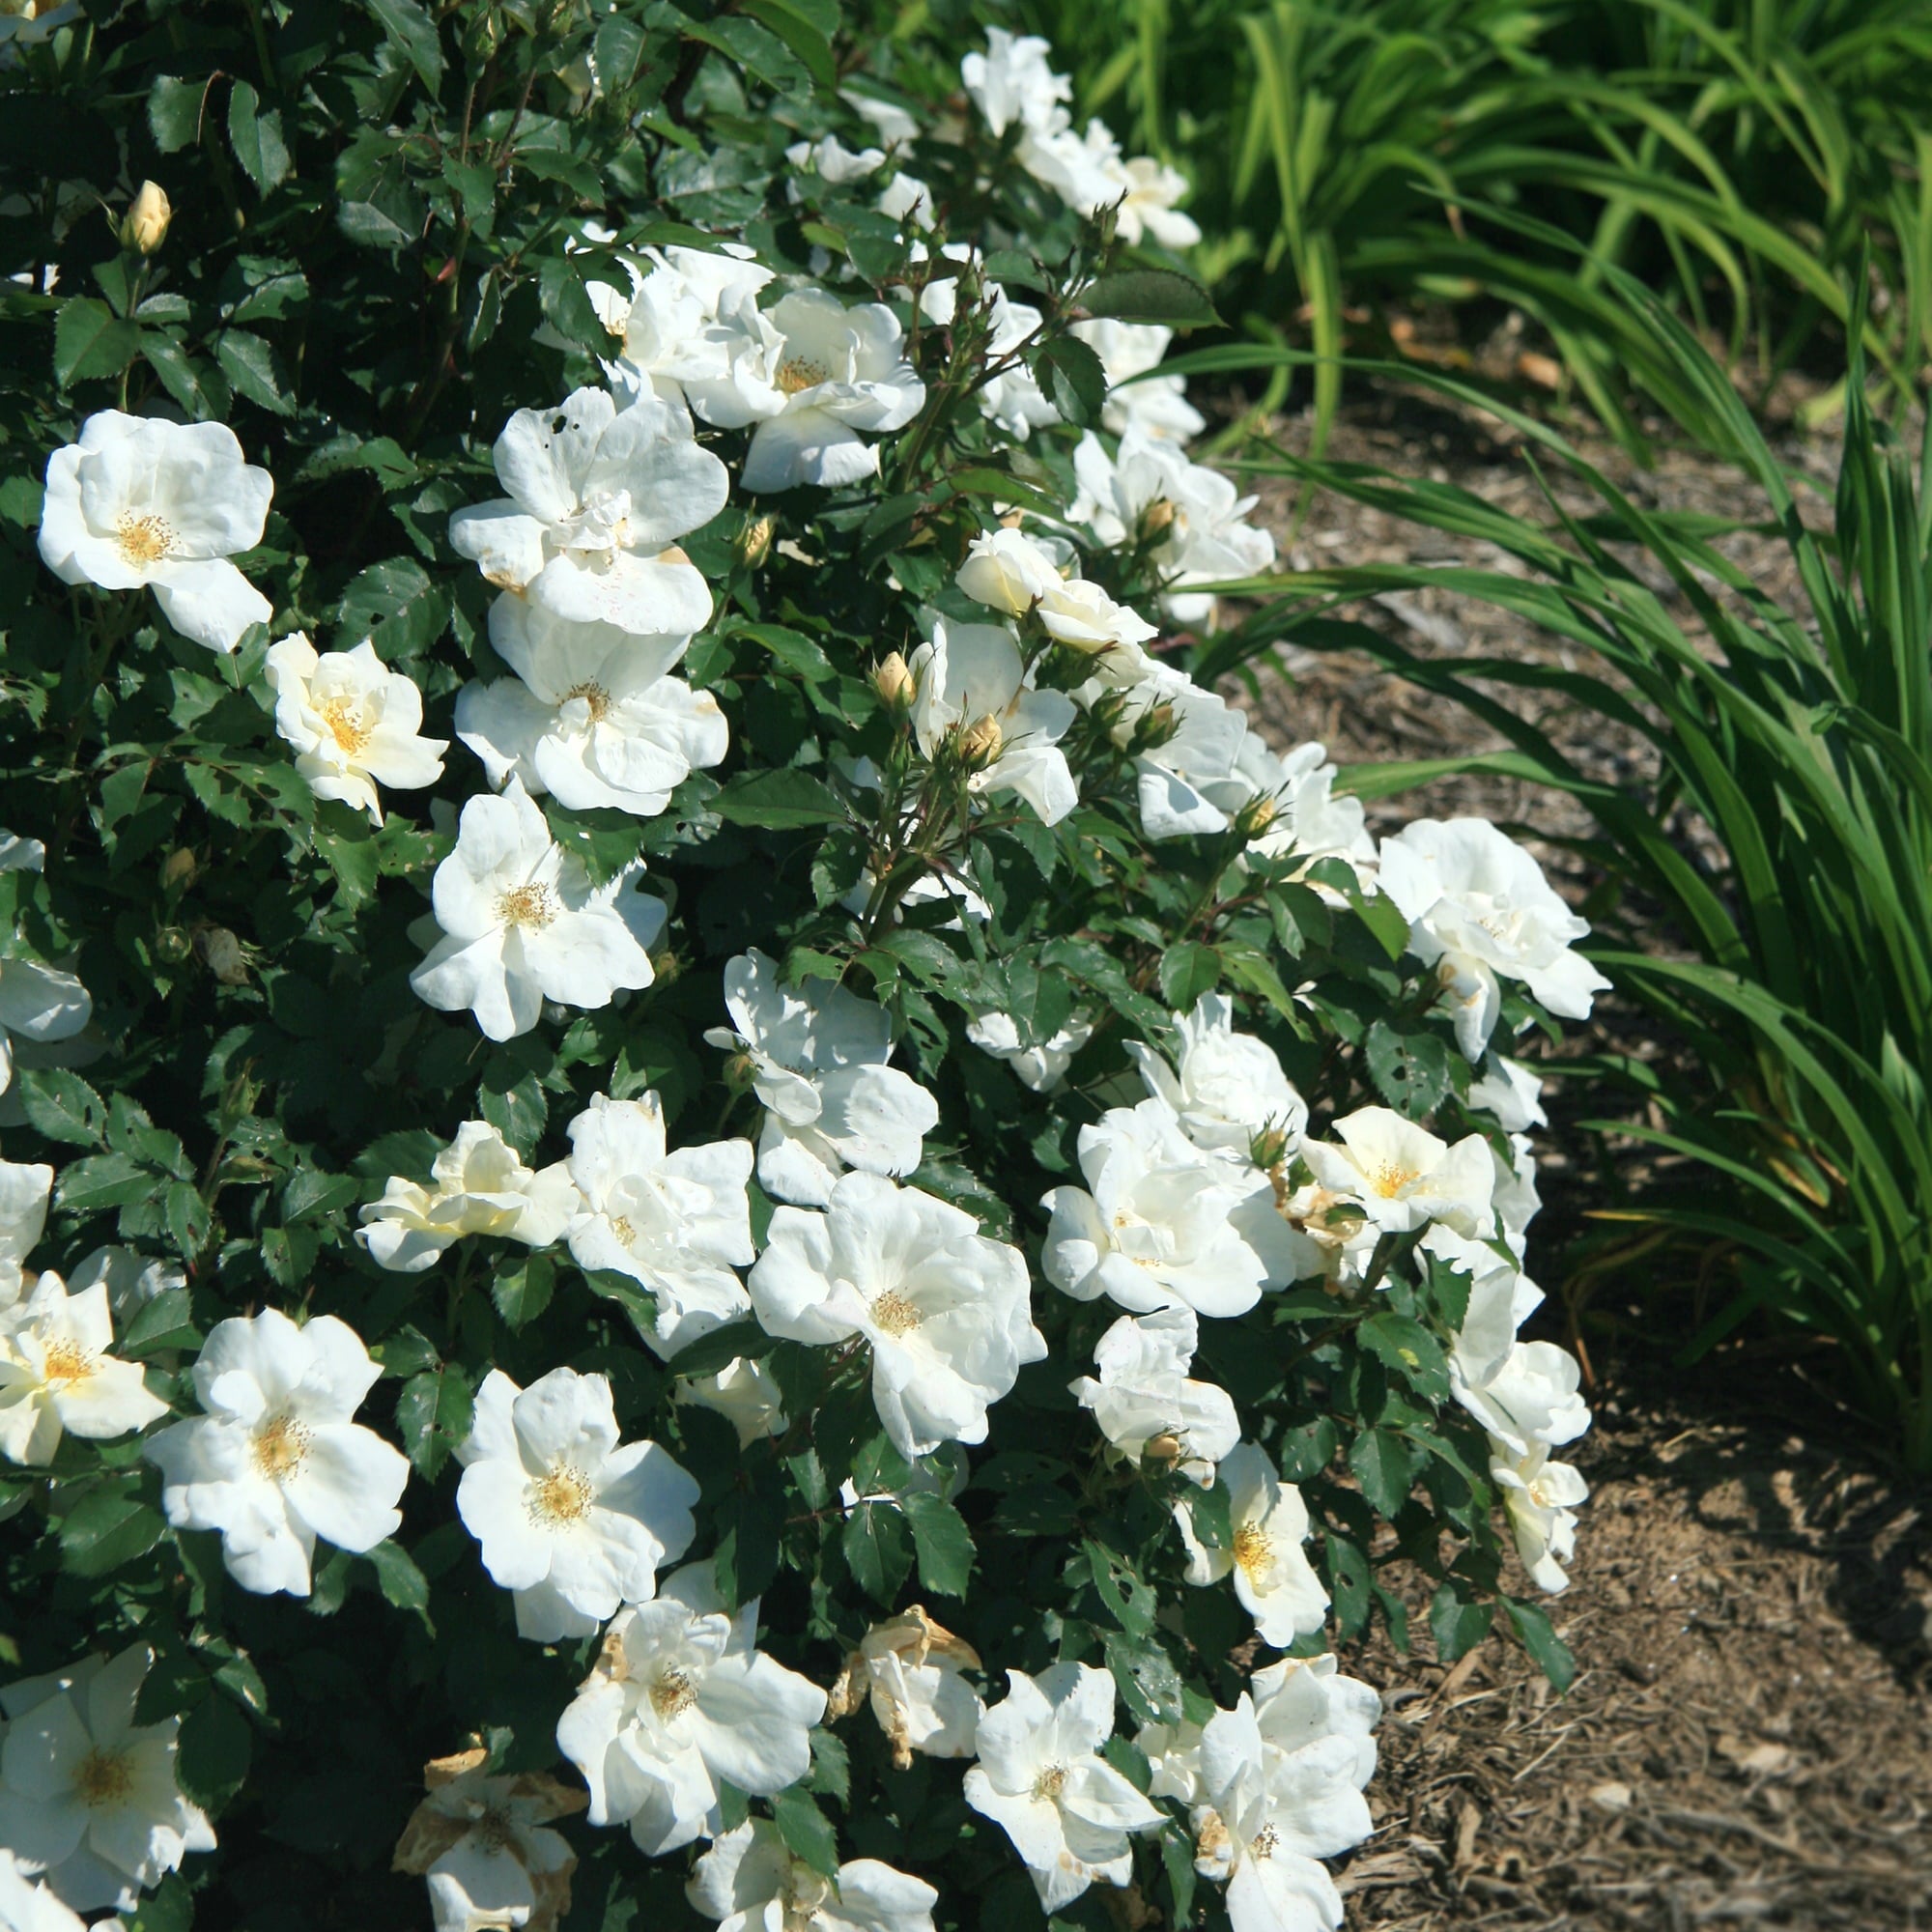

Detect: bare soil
1233,387,1932,1927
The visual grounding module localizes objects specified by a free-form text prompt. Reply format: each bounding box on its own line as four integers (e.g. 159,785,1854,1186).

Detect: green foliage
1216,264,1932,1468
1009,0,1932,451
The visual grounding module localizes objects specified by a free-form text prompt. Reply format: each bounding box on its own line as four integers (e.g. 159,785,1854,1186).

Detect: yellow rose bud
1233,793,1278,840
120,181,172,256
956,713,1004,768
733,514,776,570
872,650,916,710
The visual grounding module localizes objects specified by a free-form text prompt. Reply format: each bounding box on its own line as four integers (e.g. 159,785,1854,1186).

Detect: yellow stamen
869,1291,922,1338
253,1414,312,1481
1032,1762,1069,1800
528,1463,595,1526
560,680,614,724
73,1747,134,1807
649,1666,697,1719
319,696,371,755
497,884,559,929
776,357,829,395
1233,1520,1272,1577
42,1338,93,1384
116,512,176,568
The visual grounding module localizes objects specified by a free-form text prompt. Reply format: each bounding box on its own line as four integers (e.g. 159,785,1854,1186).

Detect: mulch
1223,378,1932,1927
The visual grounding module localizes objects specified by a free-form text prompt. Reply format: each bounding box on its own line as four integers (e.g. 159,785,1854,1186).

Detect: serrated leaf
365,1539,433,1626
227,80,291,191
122,1289,202,1357
364,0,444,89
1082,268,1220,327
1157,941,1219,1012
396,1365,472,1479
711,769,846,830
1035,334,1107,427
665,1318,777,1379
176,1688,252,1810
1102,1629,1183,1726
56,1151,156,1213
1365,1021,1455,1120
1350,1427,1421,1517
841,1499,912,1605
1502,1596,1576,1691
54,298,141,388
1358,1313,1452,1403
148,75,208,153
491,1254,554,1329
20,1070,109,1147
60,1488,165,1577
902,1492,975,1600
770,1786,839,1879
214,329,296,414
1430,1577,1493,1662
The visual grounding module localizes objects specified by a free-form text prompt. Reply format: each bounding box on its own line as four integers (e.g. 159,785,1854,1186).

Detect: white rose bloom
263,633,446,824
748,1170,1045,1460
0,1645,214,1912
1020,119,1127,219
1465,1054,1548,1132
956,527,1158,661
689,1820,938,1932
554,1558,827,1856
411,779,665,1042
1493,1131,1543,1235
962,1662,1164,1912
0,1852,85,1932
1112,156,1203,249
1423,1223,1540,1390
1176,1442,1328,1647
448,388,724,639
1491,1439,1589,1593
1043,1097,1306,1319
674,1356,787,1446
1248,1654,1380,1800
785,134,886,183
455,1365,699,1643
0,838,90,1096
1191,1695,1346,1932
1377,819,1611,1061
563,1091,754,1360
142,1308,411,1597
0,1160,50,1307
589,243,776,411
1102,668,1248,841
909,614,1078,825
391,1749,586,1932
960,29,1070,136
1070,430,1273,625
712,292,926,494
65,1246,185,1326
456,596,726,820
1457,1340,1591,1461
1236,740,1378,892
705,950,938,1207
1136,1715,1207,1804
1299,1105,1495,1237
357,1120,578,1274
964,1009,1094,1093
976,291,1061,440
843,86,922,147
875,170,935,232
0,1271,165,1466
826,1606,983,1768
1127,992,1307,1159
37,412,273,652
1072,319,1208,444
1069,1305,1239,1486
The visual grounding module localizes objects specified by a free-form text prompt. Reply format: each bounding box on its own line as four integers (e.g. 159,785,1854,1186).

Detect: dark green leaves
902,1492,975,1600
712,769,847,830
54,298,140,388
1081,269,1220,327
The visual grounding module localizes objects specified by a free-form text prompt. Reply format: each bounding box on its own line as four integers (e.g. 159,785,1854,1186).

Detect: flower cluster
0,12,1604,1931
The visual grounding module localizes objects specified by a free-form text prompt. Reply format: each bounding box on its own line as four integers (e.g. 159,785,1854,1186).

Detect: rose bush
0,6,1599,1929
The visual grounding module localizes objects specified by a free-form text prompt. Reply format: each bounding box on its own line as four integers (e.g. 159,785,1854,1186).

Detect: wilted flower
391,1748,586,1932
826,1605,984,1769
38,411,273,653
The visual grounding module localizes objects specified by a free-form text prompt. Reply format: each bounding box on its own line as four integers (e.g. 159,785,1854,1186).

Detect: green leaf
770,1786,839,1879
227,80,292,192
122,1288,202,1357
683,15,810,96
1502,1596,1576,1692
141,330,228,419
1081,269,1220,327
1157,942,1219,1011
55,1151,156,1213
337,556,448,658
711,769,847,831
1358,1313,1452,1403
1035,334,1108,427
18,1069,109,1147
60,1487,165,1577
365,1539,433,1626
1350,1427,1421,1517
1430,1578,1493,1662
213,329,296,414
1102,1629,1183,1726
396,1365,473,1479
1085,1539,1154,1635
665,1318,777,1379
492,1254,555,1329
1364,1021,1455,1120
740,0,837,90
364,0,444,90
176,1688,252,1811
164,1180,213,1261
902,1492,975,1601
713,1473,784,1605
54,298,141,388
148,75,207,153
841,1500,912,1605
